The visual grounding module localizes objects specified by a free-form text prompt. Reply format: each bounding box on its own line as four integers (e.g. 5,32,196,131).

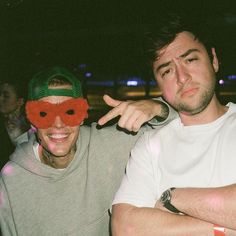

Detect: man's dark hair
48,75,73,87
144,14,215,65
0,74,28,101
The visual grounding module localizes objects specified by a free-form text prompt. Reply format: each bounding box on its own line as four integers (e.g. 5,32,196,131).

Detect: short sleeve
112,132,160,207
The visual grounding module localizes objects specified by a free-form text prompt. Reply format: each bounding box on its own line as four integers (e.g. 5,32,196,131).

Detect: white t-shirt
113,103,236,208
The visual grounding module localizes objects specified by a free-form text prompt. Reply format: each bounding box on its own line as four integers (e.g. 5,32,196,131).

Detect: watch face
160,190,171,204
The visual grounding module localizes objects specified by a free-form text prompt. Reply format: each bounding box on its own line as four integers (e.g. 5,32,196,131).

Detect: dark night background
0,0,236,121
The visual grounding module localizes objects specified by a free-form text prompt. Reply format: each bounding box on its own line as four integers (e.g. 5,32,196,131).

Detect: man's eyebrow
179,48,200,58
155,48,200,74
155,61,171,74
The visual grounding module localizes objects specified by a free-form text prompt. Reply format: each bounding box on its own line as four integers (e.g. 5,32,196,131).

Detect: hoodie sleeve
148,97,177,126
0,178,17,236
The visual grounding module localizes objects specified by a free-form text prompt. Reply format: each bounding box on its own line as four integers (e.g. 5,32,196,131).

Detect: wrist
152,98,169,121
214,225,225,236
159,187,184,215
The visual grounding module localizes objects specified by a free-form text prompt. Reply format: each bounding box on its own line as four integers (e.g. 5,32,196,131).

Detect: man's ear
211,47,219,73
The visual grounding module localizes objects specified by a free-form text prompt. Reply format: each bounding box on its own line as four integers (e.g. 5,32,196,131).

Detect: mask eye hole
66,109,75,115
40,111,47,117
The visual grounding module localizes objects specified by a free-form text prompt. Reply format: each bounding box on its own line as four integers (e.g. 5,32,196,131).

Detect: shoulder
143,118,179,140
227,102,236,113
223,103,236,123
80,122,144,141
79,123,148,156
134,118,179,153
1,161,17,178
79,123,119,142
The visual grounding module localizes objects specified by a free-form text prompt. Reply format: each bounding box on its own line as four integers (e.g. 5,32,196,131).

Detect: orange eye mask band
26,98,89,129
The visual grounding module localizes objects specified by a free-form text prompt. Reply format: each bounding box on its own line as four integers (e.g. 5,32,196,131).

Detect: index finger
97,106,121,125
103,94,121,108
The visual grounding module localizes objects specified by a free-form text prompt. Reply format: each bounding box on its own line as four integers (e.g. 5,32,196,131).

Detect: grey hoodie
0,123,155,236
0,101,177,236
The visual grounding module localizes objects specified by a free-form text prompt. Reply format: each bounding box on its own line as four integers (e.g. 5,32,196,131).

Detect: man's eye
161,69,171,78
40,111,47,117
66,109,75,115
187,58,197,63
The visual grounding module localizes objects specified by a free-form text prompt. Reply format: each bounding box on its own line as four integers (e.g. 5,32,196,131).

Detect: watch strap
162,187,183,214
163,200,181,214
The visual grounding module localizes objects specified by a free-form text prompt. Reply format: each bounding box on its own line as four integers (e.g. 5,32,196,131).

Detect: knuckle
133,123,141,131
118,120,125,128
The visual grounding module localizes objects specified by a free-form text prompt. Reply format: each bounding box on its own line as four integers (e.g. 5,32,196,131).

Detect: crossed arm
168,186,236,229
112,203,214,236
112,184,236,236
111,131,236,236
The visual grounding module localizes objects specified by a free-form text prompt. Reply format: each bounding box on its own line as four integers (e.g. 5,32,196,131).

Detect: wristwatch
159,187,183,214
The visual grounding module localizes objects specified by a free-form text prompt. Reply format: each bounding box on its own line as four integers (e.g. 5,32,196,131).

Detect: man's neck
179,97,228,126
39,146,75,169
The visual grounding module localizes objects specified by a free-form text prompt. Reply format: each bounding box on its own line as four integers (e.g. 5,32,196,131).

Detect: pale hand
98,94,162,132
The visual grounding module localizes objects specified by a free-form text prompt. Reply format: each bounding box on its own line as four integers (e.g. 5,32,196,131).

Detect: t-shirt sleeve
112,131,160,207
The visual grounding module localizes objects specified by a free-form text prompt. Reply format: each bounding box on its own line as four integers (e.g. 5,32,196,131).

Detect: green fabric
28,66,83,100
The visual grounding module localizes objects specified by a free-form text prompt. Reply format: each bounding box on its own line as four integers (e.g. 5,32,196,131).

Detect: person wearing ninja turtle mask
0,66,177,236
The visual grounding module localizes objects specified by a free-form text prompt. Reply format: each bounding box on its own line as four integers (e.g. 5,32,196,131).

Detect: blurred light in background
228,75,236,80
127,80,138,86
219,79,225,85
85,72,92,78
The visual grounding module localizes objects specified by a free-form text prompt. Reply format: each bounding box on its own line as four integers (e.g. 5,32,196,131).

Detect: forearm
172,184,236,229
112,203,215,236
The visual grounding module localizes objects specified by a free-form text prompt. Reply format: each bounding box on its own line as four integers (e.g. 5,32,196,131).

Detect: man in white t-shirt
112,14,236,235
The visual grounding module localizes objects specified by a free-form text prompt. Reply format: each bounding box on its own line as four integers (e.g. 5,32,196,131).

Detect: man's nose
52,116,66,128
176,64,191,85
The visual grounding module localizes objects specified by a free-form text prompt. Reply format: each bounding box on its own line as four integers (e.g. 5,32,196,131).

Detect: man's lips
48,133,70,142
180,87,199,97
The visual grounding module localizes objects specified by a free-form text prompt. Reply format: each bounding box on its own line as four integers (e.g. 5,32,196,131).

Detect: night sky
1,0,236,81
